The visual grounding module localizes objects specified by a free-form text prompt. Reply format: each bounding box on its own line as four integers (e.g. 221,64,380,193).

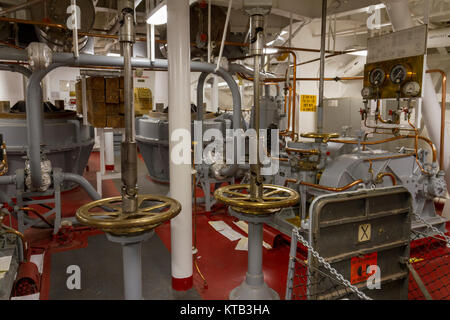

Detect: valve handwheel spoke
300,132,340,143
214,184,300,214
76,195,181,235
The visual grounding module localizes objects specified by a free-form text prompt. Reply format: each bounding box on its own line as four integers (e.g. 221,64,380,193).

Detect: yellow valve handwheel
300,132,340,143
76,195,181,235
214,184,300,215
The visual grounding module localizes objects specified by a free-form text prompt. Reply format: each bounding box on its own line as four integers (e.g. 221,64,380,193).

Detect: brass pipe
20,207,54,228
376,172,397,186
285,147,320,155
299,179,364,192
426,69,447,169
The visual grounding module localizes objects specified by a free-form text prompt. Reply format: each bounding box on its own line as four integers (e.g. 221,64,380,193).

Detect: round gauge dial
402,81,421,97
361,87,373,99
390,64,408,84
369,68,386,86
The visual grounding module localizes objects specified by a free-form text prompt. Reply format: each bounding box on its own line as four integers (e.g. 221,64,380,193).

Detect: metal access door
308,186,412,300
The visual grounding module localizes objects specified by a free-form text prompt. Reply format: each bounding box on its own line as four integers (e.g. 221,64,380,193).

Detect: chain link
293,228,372,300
413,213,450,245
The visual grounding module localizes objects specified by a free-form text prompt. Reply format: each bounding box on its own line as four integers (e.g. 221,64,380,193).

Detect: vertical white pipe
167,0,193,290
150,24,155,62
215,0,232,72
383,0,450,191
105,130,115,170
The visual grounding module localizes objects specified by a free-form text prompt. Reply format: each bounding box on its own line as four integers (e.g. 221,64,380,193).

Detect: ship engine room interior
0,0,449,302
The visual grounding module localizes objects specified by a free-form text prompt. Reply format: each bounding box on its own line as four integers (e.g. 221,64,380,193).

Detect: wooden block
86,77,105,90
87,89,105,103
75,81,83,114
119,89,124,103
119,77,124,89
106,115,125,128
106,103,123,116
0,101,10,113
106,77,120,90
106,89,120,104
87,110,107,128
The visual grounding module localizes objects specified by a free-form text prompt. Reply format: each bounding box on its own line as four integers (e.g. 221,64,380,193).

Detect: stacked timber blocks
75,76,125,128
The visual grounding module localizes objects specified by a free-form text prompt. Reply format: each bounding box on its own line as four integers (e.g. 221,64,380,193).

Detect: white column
167,0,193,290
383,0,450,191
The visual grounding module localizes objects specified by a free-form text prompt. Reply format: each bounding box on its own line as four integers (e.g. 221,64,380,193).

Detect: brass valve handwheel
76,195,181,235
300,132,340,143
214,184,300,215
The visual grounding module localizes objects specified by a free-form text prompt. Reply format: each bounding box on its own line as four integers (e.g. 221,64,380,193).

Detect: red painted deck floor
8,151,450,300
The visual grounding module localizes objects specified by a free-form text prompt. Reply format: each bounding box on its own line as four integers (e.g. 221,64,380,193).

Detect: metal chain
293,228,372,300
413,213,450,245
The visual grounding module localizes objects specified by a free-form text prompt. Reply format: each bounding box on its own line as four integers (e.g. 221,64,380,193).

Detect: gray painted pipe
196,72,240,178
0,64,31,77
0,49,244,184
61,172,101,201
122,242,143,300
0,175,15,185
26,64,67,187
246,222,264,286
196,72,208,122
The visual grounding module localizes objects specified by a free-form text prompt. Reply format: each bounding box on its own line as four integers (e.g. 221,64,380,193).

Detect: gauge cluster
362,55,424,100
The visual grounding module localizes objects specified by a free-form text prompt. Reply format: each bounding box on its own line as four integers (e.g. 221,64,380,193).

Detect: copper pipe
261,76,364,82
364,117,416,132
0,16,66,30
330,135,437,163
426,69,447,169
268,45,356,55
284,179,298,187
363,153,416,162
376,173,397,186
300,179,364,192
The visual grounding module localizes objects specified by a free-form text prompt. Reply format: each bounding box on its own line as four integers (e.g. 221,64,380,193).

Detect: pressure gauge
361,86,373,99
402,81,421,97
389,64,408,84
369,68,386,86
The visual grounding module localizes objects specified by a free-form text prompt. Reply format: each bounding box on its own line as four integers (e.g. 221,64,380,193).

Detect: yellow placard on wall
300,95,317,112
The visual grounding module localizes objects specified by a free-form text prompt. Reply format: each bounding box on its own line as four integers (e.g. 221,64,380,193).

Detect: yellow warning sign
300,95,317,112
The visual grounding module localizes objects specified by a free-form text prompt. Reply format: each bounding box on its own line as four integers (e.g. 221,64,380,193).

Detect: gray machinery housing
0,111,94,196
136,112,231,183
268,138,447,239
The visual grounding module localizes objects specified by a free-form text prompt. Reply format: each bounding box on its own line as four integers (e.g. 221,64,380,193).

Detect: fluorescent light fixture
347,50,367,56
146,1,167,25
107,52,121,57
264,48,279,54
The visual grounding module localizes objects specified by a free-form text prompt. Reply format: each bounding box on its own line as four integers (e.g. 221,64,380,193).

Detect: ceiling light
347,50,367,57
264,48,279,54
146,2,167,25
